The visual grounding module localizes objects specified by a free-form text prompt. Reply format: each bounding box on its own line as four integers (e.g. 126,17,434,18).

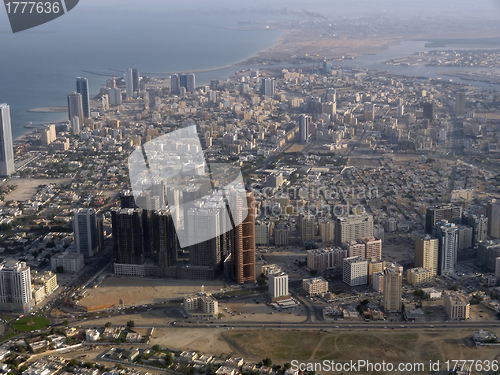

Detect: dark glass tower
76,77,90,118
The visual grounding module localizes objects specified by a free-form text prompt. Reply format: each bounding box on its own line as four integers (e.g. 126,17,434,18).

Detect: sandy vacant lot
80,276,226,308
1,178,71,203
63,326,500,374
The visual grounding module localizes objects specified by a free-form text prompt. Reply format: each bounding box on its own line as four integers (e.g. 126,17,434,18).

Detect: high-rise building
367,258,385,286
171,74,180,95
434,221,458,275
274,224,289,246
457,225,473,250
187,202,225,268
425,204,462,234
299,114,310,144
383,263,403,312
487,200,500,239
186,73,196,93
268,271,289,301
73,208,98,257
360,237,382,259
478,239,500,271
455,92,466,116
107,87,122,106
0,259,34,312
307,248,348,270
153,210,178,269
300,215,316,243
261,78,275,98
422,102,434,120
111,208,145,265
0,104,15,177
343,256,368,286
319,220,335,243
334,214,374,247
230,191,256,284
255,222,271,246
125,68,134,98
463,212,488,246
132,68,140,92
414,234,438,276
67,92,84,131
76,77,90,118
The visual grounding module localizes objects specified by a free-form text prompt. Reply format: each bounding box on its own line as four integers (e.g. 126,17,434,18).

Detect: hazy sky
77,0,500,19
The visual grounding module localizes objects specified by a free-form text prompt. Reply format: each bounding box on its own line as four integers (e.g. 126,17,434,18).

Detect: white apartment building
0,260,34,312
268,271,289,301
343,256,368,286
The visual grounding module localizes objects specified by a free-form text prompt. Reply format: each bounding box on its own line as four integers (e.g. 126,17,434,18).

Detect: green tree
69,359,78,366
152,344,162,352
105,322,112,328
283,363,291,371
63,320,69,326
127,320,135,328
262,358,272,367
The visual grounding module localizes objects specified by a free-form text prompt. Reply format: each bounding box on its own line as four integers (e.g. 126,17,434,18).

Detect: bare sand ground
1,178,72,203
80,277,227,308
54,326,500,374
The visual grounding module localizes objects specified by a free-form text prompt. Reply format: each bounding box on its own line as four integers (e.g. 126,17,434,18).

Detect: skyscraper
111,207,145,265
230,191,256,284
0,104,15,177
299,114,310,144
76,77,90,118
67,92,84,130
73,208,98,257
171,74,180,95
463,211,488,246
487,200,500,239
383,263,403,313
414,234,438,276
187,203,224,267
186,73,196,93
422,102,434,120
125,68,134,98
261,78,275,98
153,210,178,268
434,221,458,275
300,214,316,243
132,68,140,92
0,259,34,312
455,92,466,116
179,74,188,89
425,204,462,234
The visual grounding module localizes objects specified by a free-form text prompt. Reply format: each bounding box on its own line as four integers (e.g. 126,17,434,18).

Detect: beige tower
383,263,403,313
414,234,438,276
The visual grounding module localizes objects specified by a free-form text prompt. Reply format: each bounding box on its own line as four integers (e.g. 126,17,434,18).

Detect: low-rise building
443,290,470,320
407,267,432,285
302,277,328,295
183,293,218,317
472,330,500,346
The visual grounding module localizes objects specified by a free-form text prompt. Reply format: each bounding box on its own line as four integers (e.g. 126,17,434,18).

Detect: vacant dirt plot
79,276,226,308
1,178,71,203
224,329,500,371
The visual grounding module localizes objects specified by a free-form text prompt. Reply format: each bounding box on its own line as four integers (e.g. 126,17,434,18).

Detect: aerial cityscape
2,1,500,374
